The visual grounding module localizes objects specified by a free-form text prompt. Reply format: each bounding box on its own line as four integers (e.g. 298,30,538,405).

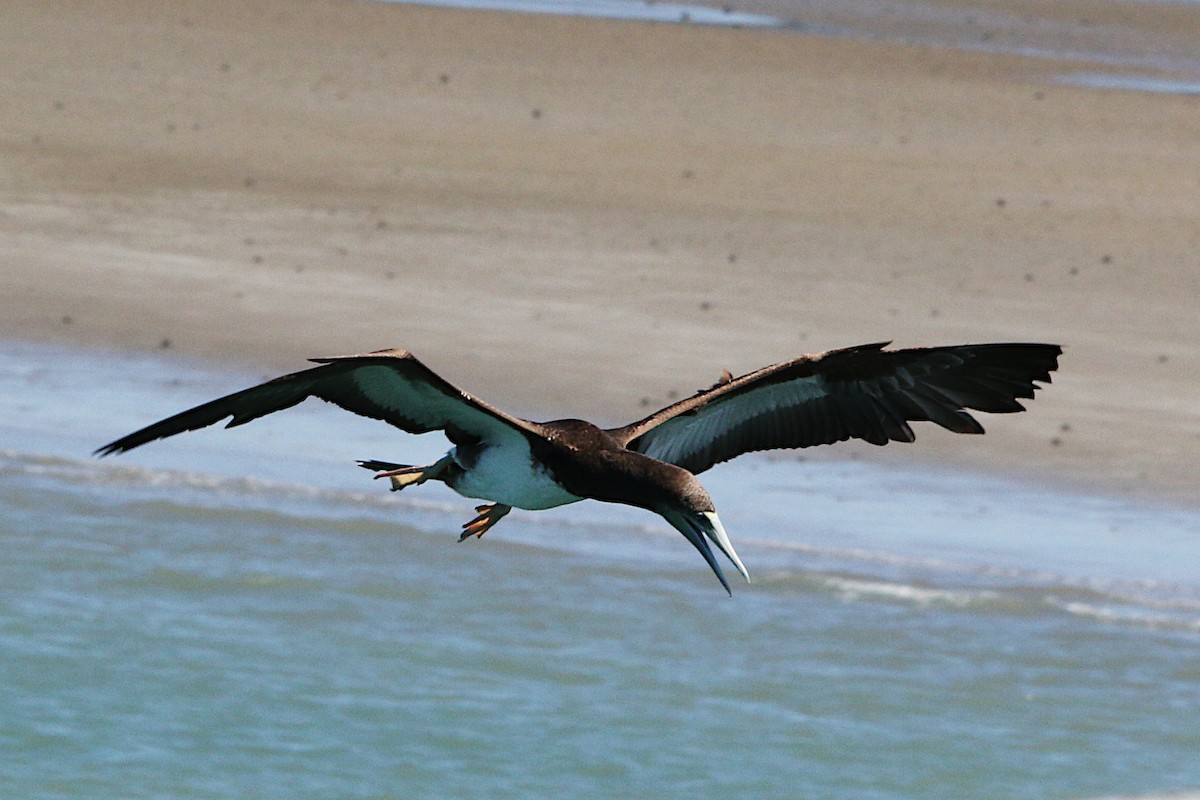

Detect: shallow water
387,0,787,27
1056,72,1200,95
2,342,1199,799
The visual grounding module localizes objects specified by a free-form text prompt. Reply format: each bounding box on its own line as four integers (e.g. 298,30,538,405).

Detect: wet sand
2,0,1198,502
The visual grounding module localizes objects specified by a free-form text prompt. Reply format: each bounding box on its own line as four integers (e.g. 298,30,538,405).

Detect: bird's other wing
95,349,541,456
609,342,1061,475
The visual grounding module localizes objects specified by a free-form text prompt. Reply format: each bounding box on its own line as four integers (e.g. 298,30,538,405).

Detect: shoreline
385,0,1200,84
2,0,1198,505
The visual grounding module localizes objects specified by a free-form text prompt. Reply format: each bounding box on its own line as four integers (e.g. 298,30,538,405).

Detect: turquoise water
3,343,1200,799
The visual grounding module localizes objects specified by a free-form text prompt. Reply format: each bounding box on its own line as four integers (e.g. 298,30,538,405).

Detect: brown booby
95,341,1061,593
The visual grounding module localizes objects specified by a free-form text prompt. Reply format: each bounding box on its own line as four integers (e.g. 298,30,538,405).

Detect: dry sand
2,0,1198,503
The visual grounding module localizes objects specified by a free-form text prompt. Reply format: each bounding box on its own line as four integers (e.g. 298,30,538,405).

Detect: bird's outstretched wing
95,349,540,456
609,342,1061,475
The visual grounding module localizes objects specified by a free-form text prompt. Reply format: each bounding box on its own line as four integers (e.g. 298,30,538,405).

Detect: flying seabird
95,341,1061,593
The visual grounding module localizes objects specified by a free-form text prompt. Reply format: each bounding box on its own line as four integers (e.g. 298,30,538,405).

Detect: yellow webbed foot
458,503,512,541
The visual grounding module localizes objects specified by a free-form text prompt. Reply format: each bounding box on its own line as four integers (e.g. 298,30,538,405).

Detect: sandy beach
2,0,1197,502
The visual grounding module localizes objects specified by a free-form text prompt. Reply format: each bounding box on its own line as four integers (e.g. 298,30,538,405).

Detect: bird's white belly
450,443,581,510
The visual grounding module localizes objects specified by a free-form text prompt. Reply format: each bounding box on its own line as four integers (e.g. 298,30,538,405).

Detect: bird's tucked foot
362,455,453,492
459,503,512,541
372,464,431,491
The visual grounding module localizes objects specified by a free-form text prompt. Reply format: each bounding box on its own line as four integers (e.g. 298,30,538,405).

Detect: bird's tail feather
357,459,411,472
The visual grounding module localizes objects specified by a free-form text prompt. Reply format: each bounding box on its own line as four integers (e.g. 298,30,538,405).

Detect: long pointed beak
700,511,750,584
661,508,751,595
